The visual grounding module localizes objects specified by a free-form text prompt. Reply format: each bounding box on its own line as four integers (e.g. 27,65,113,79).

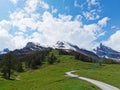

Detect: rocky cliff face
94,43,120,60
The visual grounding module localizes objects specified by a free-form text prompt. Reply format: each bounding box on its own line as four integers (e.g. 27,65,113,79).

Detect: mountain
94,43,120,60
0,48,10,54
1,41,120,62
54,41,79,51
54,41,98,58
12,42,51,56
0,41,98,59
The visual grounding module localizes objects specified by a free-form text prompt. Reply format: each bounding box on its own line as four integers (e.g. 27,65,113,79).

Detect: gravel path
66,71,120,90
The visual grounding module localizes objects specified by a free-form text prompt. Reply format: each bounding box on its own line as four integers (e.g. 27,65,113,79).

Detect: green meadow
0,50,120,90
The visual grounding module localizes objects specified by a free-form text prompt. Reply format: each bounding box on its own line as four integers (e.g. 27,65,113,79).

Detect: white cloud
35,11,105,50
87,0,100,6
24,0,38,13
69,24,101,50
111,25,119,30
98,17,110,27
83,9,100,20
24,0,49,14
12,35,28,49
39,0,49,10
111,26,116,29
12,18,37,32
84,24,100,33
0,20,11,31
51,6,57,14
73,0,101,21
103,30,120,51
75,15,82,21
10,0,19,4
74,0,82,8
0,26,14,50
81,0,101,20
10,0,41,32
58,14,72,21
0,28,9,37
0,0,110,51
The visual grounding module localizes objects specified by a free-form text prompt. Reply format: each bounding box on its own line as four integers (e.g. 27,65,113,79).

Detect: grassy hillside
0,50,120,90
0,50,101,90
76,63,120,88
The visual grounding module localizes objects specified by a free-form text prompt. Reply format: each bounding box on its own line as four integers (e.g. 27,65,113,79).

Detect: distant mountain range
0,41,120,60
93,43,120,60
0,48,10,54
12,42,51,56
54,41,98,58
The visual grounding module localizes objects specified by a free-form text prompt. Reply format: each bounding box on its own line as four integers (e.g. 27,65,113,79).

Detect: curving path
66,71,120,90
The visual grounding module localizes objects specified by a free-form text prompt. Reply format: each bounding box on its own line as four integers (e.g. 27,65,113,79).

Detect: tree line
1,49,119,80
0,50,58,80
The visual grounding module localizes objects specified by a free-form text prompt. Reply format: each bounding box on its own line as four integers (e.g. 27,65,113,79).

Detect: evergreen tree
0,53,14,79
15,61,24,72
48,53,57,64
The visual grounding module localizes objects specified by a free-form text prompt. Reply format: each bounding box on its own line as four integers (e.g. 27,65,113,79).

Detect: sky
0,0,120,51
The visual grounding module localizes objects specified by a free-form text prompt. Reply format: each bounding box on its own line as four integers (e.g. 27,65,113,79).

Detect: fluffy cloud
74,0,101,20
10,0,19,4
0,26,13,50
98,17,110,27
39,0,49,10
87,0,100,6
103,30,120,51
83,9,100,20
51,6,57,14
0,20,14,50
35,11,106,50
74,0,83,8
0,0,110,51
10,0,40,32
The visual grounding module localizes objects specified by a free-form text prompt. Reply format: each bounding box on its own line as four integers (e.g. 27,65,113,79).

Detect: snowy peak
24,42,46,51
99,43,118,53
3,48,9,52
0,41,98,59
55,41,98,58
54,41,79,51
0,48,10,54
13,42,50,56
26,42,36,48
94,43,120,59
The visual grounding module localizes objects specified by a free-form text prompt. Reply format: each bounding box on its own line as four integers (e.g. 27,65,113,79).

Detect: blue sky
0,0,120,51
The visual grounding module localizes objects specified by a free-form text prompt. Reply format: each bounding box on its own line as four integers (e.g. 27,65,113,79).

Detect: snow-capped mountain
54,41,79,51
94,43,120,60
0,48,10,54
9,41,97,58
25,42,48,51
1,42,120,60
54,41,98,58
13,42,51,56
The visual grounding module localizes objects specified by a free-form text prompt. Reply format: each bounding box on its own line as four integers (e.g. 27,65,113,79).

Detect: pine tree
0,53,13,79
48,53,57,64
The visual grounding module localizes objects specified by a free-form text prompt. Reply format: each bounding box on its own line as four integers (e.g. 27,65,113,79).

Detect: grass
75,63,120,89
0,50,101,90
1,49,120,90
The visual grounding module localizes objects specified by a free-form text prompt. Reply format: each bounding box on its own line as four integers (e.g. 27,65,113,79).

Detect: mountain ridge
1,42,120,60
94,43,120,60
54,41,98,58
0,48,10,54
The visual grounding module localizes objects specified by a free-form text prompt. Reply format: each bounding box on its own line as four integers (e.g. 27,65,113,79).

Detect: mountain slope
0,41,99,59
1,50,120,90
12,42,51,56
54,41,98,58
94,43,120,60
0,48,10,54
